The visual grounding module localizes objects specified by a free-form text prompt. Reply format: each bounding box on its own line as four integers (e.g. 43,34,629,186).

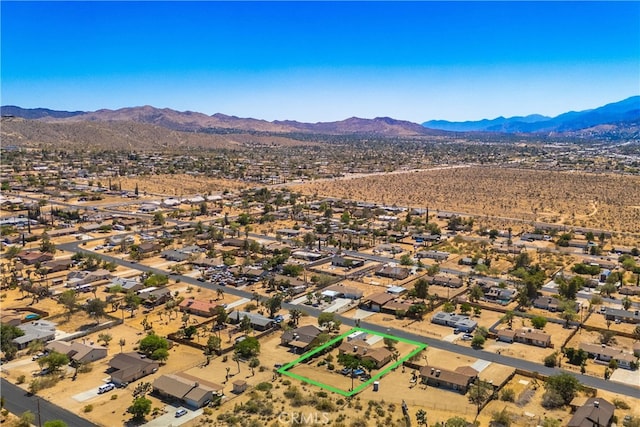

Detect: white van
98,383,115,394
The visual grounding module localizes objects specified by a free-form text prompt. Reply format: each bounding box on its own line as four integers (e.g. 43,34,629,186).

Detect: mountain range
2,96,639,140
422,96,640,133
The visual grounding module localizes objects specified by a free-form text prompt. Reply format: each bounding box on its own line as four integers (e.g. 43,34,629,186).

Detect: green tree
139,333,169,357
544,372,580,405
264,294,283,318
151,348,169,364
58,289,78,320
206,335,221,354
38,351,69,373
471,334,486,349
622,296,632,311
560,307,577,328
127,397,152,420
531,316,548,329
17,411,35,427
469,285,484,302
85,298,107,322
235,336,260,358
318,312,335,327
0,323,24,360
414,278,429,299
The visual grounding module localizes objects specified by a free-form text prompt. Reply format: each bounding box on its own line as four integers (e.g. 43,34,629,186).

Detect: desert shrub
500,388,516,402
316,391,328,398
255,382,273,392
281,379,291,386
316,399,336,412
336,398,345,406
83,404,93,413
203,407,213,415
613,398,630,409
16,375,26,384
541,390,565,409
110,394,118,400
544,354,557,367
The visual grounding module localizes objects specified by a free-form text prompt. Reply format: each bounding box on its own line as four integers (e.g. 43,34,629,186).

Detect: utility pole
37,397,42,427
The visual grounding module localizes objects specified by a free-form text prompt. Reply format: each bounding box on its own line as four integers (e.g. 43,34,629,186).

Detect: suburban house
604,308,640,324
361,292,396,312
13,320,57,349
331,255,365,268
281,325,323,352
322,284,364,300
415,250,449,261
45,341,107,364
292,250,323,261
137,242,163,256
382,299,415,314
419,365,477,394
66,269,112,287
228,310,274,331
179,298,220,317
41,259,73,274
429,274,463,288
107,277,144,293
431,312,478,332
17,251,54,265
619,286,640,296
108,352,159,386
152,373,223,408
532,296,578,313
376,266,410,281
579,343,637,370
567,398,615,427
497,328,551,348
337,340,393,369
137,288,172,307
160,249,191,262
484,287,516,304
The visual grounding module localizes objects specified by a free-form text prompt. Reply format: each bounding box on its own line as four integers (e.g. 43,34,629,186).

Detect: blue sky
2,1,639,122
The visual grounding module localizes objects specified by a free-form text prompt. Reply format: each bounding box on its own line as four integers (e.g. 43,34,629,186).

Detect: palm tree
216,288,224,301
119,338,126,353
502,311,514,329
233,353,241,374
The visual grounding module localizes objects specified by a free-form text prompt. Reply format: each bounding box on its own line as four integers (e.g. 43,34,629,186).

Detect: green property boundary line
277,327,427,397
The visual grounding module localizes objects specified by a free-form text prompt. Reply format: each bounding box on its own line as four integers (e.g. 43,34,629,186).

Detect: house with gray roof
228,310,274,331
604,308,640,324
431,312,477,332
13,320,57,349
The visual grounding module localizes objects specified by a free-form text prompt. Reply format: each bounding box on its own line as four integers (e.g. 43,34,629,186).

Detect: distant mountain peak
423,96,640,133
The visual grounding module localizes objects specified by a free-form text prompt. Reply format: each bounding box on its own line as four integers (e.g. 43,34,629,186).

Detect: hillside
0,118,318,150
1,105,443,137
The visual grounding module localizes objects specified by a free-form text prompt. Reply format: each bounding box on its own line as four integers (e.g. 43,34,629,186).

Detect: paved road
0,379,95,427
58,240,640,397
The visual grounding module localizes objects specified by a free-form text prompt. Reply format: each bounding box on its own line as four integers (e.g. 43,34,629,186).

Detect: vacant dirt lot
290,167,640,235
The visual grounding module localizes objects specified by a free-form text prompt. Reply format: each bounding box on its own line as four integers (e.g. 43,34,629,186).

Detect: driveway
143,406,202,427
610,368,640,387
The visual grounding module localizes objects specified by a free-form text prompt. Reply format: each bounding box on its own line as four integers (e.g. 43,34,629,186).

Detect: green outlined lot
277,327,427,397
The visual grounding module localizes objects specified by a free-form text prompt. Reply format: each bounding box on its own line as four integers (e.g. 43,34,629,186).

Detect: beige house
45,341,107,364
497,328,551,348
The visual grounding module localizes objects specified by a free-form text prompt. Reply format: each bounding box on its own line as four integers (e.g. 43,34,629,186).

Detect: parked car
175,408,188,418
273,315,284,323
98,383,115,394
462,334,473,341
32,352,45,361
